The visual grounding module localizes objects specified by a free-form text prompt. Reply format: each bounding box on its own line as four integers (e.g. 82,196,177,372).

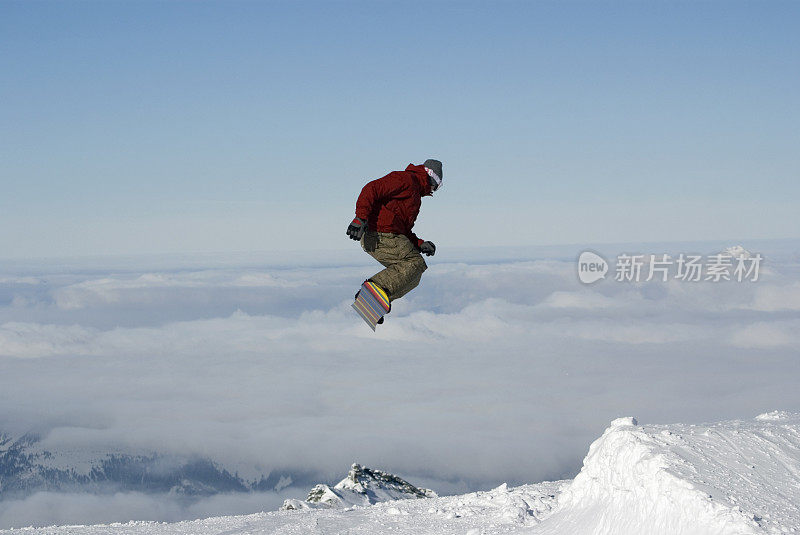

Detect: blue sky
1,1,798,258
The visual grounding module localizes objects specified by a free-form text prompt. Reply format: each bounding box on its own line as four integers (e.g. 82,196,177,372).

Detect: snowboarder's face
424,167,442,194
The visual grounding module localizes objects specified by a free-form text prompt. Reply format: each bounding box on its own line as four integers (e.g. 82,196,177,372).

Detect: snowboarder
347,159,442,326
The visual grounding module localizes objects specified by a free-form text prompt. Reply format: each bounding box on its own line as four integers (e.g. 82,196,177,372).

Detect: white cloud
1,252,799,528
52,270,308,310
0,322,96,358
729,320,800,348
749,282,800,312
539,290,624,309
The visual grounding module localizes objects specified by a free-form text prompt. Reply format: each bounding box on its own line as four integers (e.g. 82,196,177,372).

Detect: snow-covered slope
3,413,798,534
529,412,800,534
280,463,437,510
0,481,565,534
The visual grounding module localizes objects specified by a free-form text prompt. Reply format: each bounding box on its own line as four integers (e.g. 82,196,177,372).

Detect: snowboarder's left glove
419,241,436,256
346,217,368,241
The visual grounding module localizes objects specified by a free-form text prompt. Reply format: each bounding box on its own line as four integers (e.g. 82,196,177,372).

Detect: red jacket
355,164,432,247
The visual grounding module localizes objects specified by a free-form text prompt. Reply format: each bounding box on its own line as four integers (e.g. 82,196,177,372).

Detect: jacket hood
406,164,433,196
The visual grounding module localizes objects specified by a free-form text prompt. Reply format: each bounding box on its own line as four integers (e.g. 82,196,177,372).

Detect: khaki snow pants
361,231,427,302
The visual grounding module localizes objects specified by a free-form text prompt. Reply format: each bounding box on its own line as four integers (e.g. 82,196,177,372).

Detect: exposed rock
281,463,436,511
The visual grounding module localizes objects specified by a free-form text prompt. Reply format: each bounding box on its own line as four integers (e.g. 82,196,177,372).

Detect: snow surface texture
0,481,564,535
531,413,800,535
4,413,797,534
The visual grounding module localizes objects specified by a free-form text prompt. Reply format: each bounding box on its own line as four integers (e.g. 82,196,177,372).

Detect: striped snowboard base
352,281,390,331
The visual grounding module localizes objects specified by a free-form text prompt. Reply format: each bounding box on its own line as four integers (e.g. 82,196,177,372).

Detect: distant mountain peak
721,245,752,259
334,463,436,499
281,463,436,511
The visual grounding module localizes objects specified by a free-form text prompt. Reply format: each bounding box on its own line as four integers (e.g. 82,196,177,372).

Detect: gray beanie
423,159,443,180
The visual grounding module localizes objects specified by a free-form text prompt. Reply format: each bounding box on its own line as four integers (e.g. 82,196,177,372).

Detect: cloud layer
1,244,799,528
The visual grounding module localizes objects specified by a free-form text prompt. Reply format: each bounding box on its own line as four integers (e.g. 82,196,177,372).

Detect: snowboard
352,281,390,331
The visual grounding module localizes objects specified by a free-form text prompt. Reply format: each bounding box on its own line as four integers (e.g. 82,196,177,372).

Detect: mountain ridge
0,431,308,499
281,462,436,511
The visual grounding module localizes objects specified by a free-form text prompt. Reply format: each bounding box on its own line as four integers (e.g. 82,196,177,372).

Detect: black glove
346,217,368,241
419,241,436,256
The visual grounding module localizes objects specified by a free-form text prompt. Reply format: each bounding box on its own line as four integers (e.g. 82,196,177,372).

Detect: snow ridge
531,414,800,535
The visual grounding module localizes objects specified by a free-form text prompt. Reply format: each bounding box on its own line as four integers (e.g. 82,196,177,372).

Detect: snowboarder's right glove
419,241,436,256
346,217,368,241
